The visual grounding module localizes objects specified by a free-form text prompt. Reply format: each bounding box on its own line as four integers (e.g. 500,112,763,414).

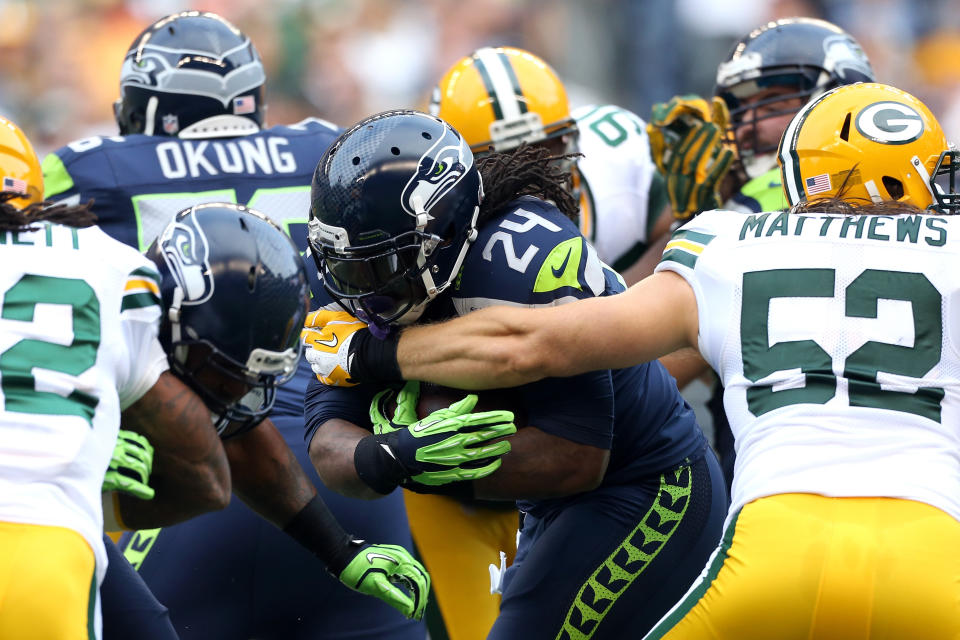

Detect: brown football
394,383,527,427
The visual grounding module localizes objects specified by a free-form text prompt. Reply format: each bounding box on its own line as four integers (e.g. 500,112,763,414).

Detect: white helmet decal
856,101,924,145
159,210,214,304
401,116,473,224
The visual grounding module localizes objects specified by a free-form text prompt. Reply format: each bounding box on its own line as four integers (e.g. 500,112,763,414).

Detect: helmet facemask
313,228,442,326
715,17,875,180
931,149,960,213
166,336,297,438
310,200,479,329
720,70,825,178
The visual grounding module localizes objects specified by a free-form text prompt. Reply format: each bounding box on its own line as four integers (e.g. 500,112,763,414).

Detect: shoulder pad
454,197,622,313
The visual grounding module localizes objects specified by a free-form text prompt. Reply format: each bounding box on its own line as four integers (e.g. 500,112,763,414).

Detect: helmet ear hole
882,176,904,200
840,113,852,142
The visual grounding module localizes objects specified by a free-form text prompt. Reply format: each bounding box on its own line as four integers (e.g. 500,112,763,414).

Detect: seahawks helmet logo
159,212,214,305
120,54,163,87
855,101,924,145
822,34,873,82
119,43,265,107
401,118,472,220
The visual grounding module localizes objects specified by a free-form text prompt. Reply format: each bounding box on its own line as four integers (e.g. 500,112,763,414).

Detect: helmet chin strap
910,155,937,204
168,285,190,365
143,96,159,136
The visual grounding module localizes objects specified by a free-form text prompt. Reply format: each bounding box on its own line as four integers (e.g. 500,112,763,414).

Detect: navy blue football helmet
715,17,875,175
146,203,309,437
114,11,265,139
307,110,482,328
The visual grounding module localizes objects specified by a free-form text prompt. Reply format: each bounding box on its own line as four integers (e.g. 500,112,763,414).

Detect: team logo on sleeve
158,214,214,304
401,117,472,220
855,101,924,145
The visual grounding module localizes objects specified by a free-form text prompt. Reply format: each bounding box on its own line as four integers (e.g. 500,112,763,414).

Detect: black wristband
349,330,402,384
282,494,362,575
402,478,477,501
353,434,407,495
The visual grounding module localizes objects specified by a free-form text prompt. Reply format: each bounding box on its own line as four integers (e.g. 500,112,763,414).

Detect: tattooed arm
117,370,231,528
223,418,318,527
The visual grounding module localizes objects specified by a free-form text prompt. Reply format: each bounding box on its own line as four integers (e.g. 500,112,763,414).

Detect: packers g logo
855,101,924,145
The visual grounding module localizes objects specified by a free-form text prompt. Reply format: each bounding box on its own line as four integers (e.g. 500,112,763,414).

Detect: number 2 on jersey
0,275,101,425
741,268,944,421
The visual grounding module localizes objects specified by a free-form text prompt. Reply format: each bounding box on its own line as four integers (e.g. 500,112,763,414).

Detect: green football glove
369,381,424,434
362,381,516,487
339,542,430,621
647,94,736,220
103,429,155,500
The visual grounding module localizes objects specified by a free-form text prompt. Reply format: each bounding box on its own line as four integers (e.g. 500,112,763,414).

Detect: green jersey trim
659,229,716,270
41,153,74,199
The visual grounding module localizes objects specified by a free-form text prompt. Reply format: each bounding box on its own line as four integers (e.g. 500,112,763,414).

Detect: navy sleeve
523,369,614,449
303,376,377,446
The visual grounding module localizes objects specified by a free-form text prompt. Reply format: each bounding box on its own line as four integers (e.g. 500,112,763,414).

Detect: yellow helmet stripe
472,48,527,122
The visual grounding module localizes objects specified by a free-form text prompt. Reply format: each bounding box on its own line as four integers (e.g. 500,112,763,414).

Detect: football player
301,110,729,640
412,48,678,637
646,17,877,491
0,115,228,640
42,11,429,638
304,83,960,639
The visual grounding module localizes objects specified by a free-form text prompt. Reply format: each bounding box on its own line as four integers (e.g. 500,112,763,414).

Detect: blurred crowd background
4,0,960,157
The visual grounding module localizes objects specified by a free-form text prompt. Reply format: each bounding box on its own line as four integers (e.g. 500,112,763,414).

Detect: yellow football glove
647,94,736,220
300,309,369,387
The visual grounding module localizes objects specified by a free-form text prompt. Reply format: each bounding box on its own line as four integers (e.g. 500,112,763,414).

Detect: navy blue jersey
305,196,705,517
43,118,341,419
42,117,339,253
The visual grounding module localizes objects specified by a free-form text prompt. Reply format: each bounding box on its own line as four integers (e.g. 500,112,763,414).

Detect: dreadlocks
0,192,97,233
476,144,580,227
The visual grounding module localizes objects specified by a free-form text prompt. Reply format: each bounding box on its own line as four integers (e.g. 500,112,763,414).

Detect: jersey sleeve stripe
659,248,699,269
659,228,715,270
664,238,706,254
128,266,161,285
671,229,715,245
121,291,161,312
124,278,160,296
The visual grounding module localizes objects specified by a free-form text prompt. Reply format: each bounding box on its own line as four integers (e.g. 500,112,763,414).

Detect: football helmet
778,83,958,211
308,110,482,328
114,11,265,139
146,203,309,437
715,17,875,176
430,46,577,156
0,115,43,206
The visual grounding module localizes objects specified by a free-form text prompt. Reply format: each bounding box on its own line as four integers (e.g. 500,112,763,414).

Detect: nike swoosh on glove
339,543,430,620
300,309,368,387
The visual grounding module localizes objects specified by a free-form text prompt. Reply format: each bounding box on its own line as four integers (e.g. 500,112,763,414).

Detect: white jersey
0,222,168,583
573,104,662,271
656,209,960,525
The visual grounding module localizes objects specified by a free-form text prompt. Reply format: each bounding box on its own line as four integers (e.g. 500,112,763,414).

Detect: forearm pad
353,434,407,495
282,495,362,575
349,331,402,385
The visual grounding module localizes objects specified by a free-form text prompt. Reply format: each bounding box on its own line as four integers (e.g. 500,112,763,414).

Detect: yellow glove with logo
300,309,369,387
647,94,736,220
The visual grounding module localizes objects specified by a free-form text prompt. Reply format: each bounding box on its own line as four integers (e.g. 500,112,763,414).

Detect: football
394,383,527,427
